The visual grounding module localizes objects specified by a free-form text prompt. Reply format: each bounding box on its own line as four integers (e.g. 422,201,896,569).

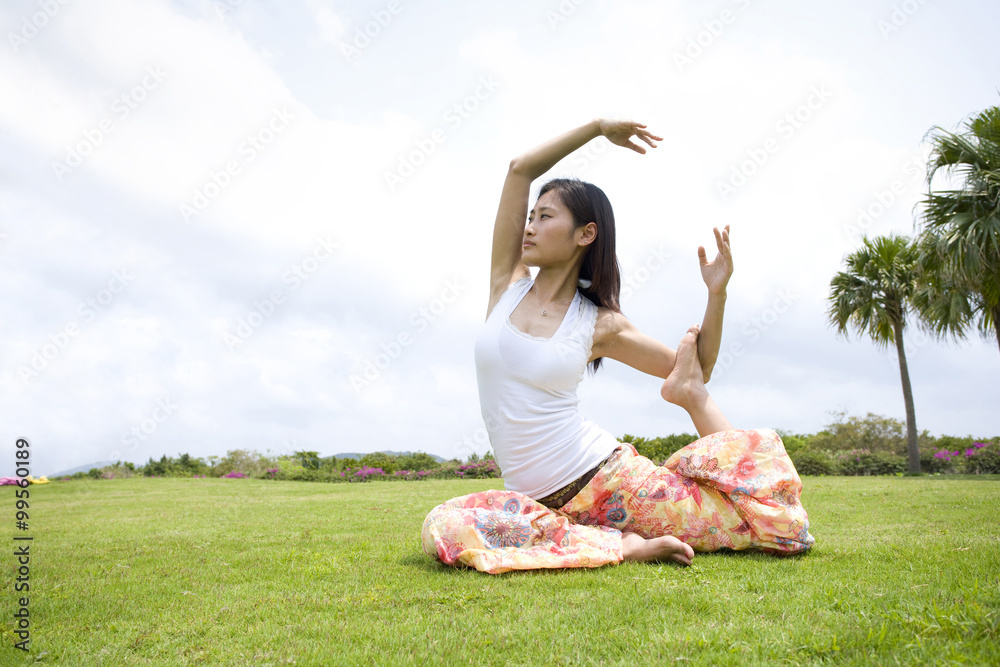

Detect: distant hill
47,461,116,478
331,450,448,463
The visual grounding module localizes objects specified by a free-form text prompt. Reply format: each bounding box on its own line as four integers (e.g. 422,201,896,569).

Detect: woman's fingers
603,120,661,153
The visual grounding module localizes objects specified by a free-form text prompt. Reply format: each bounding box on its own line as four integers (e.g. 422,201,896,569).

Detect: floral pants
421,429,814,574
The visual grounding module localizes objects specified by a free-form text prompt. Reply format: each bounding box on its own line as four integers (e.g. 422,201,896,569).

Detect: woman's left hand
699,225,733,296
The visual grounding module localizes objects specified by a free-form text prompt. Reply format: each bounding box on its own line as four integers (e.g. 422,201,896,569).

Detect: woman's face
522,190,581,267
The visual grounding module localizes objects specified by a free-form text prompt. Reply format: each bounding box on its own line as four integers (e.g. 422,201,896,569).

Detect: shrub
97,462,136,480
293,450,322,471
213,449,272,478
808,411,905,453
359,453,397,473
623,433,698,464
391,470,432,481
352,466,385,482
790,449,835,476
922,448,959,474
836,449,906,476
454,460,501,479
962,442,1000,474
776,431,810,456
395,452,441,472
140,453,211,477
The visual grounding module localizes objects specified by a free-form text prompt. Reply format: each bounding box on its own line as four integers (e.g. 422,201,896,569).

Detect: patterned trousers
421,429,815,574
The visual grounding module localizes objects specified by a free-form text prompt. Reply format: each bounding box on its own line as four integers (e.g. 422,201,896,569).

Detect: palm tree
915,105,1000,355
828,235,921,473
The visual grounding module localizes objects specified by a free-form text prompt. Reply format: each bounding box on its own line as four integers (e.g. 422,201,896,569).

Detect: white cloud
1,0,997,476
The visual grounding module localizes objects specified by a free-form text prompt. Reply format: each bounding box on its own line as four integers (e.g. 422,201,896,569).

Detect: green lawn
3,476,998,665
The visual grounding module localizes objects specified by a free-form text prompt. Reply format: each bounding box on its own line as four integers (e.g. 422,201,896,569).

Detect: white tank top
474,277,621,499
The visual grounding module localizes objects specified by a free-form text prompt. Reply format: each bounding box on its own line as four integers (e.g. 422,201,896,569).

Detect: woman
421,119,814,574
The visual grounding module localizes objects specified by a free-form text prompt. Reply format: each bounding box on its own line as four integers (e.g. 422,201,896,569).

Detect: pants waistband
536,448,618,510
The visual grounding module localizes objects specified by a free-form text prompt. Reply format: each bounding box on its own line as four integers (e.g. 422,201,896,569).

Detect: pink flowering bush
928,442,999,474
392,470,432,481
961,442,1000,474
455,460,500,479
352,466,385,482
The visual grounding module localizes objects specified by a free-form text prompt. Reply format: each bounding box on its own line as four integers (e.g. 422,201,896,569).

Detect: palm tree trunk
893,323,920,474
993,306,1000,357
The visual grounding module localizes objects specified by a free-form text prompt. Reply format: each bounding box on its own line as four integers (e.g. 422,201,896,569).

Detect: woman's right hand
598,120,662,154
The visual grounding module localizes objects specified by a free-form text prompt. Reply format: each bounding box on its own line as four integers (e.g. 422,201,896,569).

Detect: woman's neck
532,266,580,305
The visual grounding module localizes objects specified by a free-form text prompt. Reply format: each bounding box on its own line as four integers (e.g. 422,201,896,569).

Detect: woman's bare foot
660,326,710,411
660,325,734,437
621,532,694,566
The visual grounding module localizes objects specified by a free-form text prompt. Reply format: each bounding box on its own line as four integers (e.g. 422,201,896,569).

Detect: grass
2,476,999,666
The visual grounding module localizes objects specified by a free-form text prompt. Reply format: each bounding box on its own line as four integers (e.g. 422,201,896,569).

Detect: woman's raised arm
486,119,661,317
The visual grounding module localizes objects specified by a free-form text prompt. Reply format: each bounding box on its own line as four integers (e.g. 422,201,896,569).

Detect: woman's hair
537,178,622,372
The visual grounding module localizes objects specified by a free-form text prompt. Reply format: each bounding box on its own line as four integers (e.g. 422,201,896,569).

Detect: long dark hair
537,178,622,372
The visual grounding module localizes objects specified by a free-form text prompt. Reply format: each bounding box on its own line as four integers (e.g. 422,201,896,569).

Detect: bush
395,452,441,472
790,449,835,476
213,449,272,478
267,459,348,482
359,453,397,473
921,448,958,474
141,453,210,477
454,460,500,479
96,462,136,480
351,466,385,482
776,431,810,456
391,470,433,481
836,449,906,476
623,433,698,464
962,442,1000,474
808,411,906,453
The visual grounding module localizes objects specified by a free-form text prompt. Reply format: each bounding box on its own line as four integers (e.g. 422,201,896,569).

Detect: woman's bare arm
694,225,732,382
590,310,677,378
487,119,661,318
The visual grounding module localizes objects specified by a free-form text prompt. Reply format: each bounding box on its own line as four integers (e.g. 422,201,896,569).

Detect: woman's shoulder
592,304,628,326
591,306,633,344
485,275,532,320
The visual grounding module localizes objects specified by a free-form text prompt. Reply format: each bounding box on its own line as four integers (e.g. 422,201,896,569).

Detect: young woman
421,119,814,574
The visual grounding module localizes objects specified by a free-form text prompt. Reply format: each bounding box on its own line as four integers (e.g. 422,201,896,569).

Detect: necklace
532,286,574,316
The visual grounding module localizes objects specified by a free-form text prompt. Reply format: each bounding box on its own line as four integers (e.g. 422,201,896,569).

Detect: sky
1,0,998,477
